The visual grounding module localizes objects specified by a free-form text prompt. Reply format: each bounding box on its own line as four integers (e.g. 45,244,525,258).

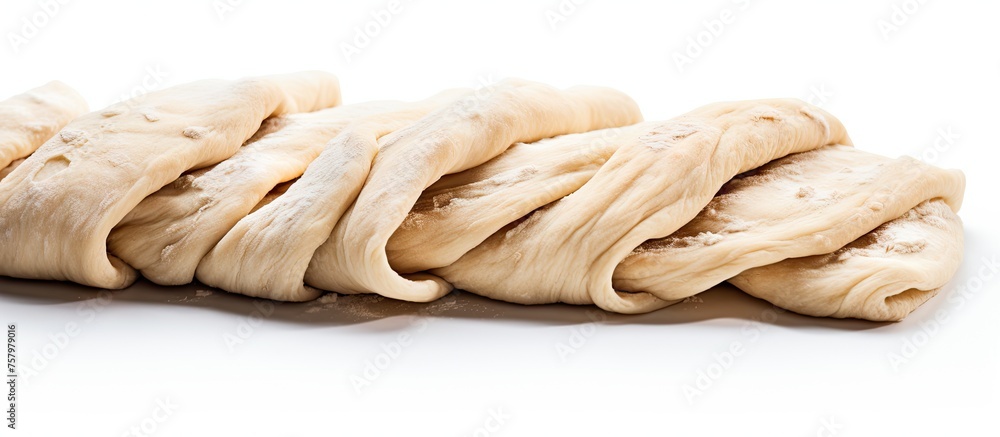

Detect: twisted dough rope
109,90,468,286
0,76,966,321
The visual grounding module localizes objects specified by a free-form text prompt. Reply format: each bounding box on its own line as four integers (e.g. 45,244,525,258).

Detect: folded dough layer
109,94,459,286
614,145,966,301
0,72,341,289
386,126,624,273
729,199,963,321
0,81,88,170
434,99,850,314
194,90,470,301
302,79,645,303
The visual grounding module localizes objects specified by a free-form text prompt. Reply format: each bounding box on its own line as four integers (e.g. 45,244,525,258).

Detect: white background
1,0,998,436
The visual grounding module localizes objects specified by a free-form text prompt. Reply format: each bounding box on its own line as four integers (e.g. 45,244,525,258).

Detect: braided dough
194,90,471,300
110,92,461,286
436,100,850,313
0,72,341,289
304,79,644,302
0,74,968,321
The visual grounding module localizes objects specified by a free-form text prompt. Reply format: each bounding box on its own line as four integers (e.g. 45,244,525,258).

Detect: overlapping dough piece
387,126,625,273
194,90,470,300
614,145,966,301
435,99,850,314
302,79,644,303
1,81,88,171
730,199,963,321
0,72,341,289
109,92,461,286
395,118,963,320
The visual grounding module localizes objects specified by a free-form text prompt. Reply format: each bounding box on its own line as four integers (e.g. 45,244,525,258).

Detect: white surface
1,0,998,435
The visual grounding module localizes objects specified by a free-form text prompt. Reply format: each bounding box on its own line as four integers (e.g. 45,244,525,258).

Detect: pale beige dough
194,90,470,301
387,126,624,273
303,79,644,303
0,72,341,289
389,135,963,321
0,158,25,181
109,93,459,286
614,145,966,301
729,199,964,321
0,77,969,322
0,81,88,170
434,99,850,314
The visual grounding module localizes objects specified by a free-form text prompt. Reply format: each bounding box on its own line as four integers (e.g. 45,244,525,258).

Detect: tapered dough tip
396,273,455,303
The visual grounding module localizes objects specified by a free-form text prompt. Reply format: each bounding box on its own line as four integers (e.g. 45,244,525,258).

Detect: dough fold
194,90,470,300
0,81,88,171
109,94,459,286
729,200,963,321
304,79,645,302
614,145,965,302
435,99,850,313
0,72,341,289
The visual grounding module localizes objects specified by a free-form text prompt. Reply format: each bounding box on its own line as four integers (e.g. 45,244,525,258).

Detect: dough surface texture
0,81,88,171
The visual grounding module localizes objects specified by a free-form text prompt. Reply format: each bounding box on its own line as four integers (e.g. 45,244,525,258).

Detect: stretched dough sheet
0,72,341,289
0,81,88,170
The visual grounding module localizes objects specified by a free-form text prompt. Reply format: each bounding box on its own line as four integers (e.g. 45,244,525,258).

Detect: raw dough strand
730,200,964,321
0,72,341,289
614,145,966,304
194,89,472,301
435,99,850,314
304,79,644,303
109,93,462,286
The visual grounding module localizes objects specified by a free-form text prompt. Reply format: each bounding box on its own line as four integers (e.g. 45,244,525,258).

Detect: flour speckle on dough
182,126,210,139
59,130,83,143
640,121,705,150
101,108,124,117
